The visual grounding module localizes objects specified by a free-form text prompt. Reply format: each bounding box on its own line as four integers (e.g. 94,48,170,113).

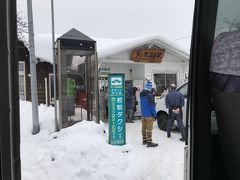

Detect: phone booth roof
57,28,96,53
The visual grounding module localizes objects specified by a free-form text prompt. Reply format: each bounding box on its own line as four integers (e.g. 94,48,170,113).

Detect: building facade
19,34,189,109
18,41,54,105
98,35,189,96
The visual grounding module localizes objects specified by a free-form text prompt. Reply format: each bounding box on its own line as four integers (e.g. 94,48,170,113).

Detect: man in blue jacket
165,84,185,141
140,81,158,147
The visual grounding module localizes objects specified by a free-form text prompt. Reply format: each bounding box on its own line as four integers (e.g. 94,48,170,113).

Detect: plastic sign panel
108,74,126,145
99,67,110,77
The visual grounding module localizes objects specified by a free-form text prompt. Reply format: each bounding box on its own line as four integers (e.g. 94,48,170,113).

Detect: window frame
188,0,219,179
153,73,177,95
18,61,26,100
49,73,54,104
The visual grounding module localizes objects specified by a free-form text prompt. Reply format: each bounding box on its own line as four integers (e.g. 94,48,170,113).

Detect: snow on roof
97,34,189,61
34,34,54,64
34,34,189,64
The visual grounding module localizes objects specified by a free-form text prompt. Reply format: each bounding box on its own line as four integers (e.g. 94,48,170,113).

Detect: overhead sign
108,74,125,145
99,67,110,77
131,48,165,63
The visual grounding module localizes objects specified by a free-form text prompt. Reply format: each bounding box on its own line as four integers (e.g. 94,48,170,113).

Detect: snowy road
124,120,185,180
20,101,185,180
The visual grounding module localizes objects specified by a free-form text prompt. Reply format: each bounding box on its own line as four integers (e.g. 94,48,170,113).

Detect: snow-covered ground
20,100,185,180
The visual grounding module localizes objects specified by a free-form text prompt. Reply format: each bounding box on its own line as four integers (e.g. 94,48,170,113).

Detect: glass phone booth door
99,77,108,121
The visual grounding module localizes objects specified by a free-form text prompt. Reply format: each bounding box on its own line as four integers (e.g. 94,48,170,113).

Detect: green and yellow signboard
67,78,76,96
108,74,126,145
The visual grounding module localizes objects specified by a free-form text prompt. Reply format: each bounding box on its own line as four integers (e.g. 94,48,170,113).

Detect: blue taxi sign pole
108,74,126,145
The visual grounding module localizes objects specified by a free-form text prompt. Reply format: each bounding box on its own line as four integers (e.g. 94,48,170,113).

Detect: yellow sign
131,48,165,63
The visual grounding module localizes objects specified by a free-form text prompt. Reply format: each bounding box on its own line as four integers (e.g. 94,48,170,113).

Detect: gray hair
169,84,177,91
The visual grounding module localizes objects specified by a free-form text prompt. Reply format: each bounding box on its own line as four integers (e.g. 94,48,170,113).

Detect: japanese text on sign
108,74,125,145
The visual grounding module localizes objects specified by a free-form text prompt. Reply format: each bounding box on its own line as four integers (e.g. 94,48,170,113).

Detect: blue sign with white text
108,74,125,145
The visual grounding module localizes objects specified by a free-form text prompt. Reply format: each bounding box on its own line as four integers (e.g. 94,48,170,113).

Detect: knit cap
144,81,153,91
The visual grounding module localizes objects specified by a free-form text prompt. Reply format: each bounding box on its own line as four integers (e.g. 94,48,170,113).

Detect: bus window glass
209,0,240,178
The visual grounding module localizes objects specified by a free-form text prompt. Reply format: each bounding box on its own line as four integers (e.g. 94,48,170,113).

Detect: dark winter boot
179,138,185,142
167,132,171,138
147,142,158,147
126,120,134,123
142,140,147,145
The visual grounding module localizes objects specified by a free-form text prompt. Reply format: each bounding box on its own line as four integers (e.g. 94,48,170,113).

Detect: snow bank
20,100,184,180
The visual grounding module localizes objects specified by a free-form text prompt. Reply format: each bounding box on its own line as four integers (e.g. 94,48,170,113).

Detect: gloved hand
172,108,180,114
154,116,158,121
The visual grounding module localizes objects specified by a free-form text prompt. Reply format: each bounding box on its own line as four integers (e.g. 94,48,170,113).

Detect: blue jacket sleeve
148,94,157,117
150,104,156,118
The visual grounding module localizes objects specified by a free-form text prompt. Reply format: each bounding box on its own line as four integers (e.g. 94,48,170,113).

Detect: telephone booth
56,28,99,129
98,67,110,121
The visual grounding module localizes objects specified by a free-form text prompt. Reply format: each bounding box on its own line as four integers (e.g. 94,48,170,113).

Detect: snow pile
20,100,185,180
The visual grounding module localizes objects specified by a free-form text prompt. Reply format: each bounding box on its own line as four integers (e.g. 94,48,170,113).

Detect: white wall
99,48,189,86
99,62,145,81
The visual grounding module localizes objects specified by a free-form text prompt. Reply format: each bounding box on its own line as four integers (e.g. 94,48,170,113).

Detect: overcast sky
17,0,195,50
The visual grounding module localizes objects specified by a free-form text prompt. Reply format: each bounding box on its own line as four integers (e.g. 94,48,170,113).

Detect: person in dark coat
132,87,139,117
140,81,158,147
125,87,135,123
165,84,185,141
